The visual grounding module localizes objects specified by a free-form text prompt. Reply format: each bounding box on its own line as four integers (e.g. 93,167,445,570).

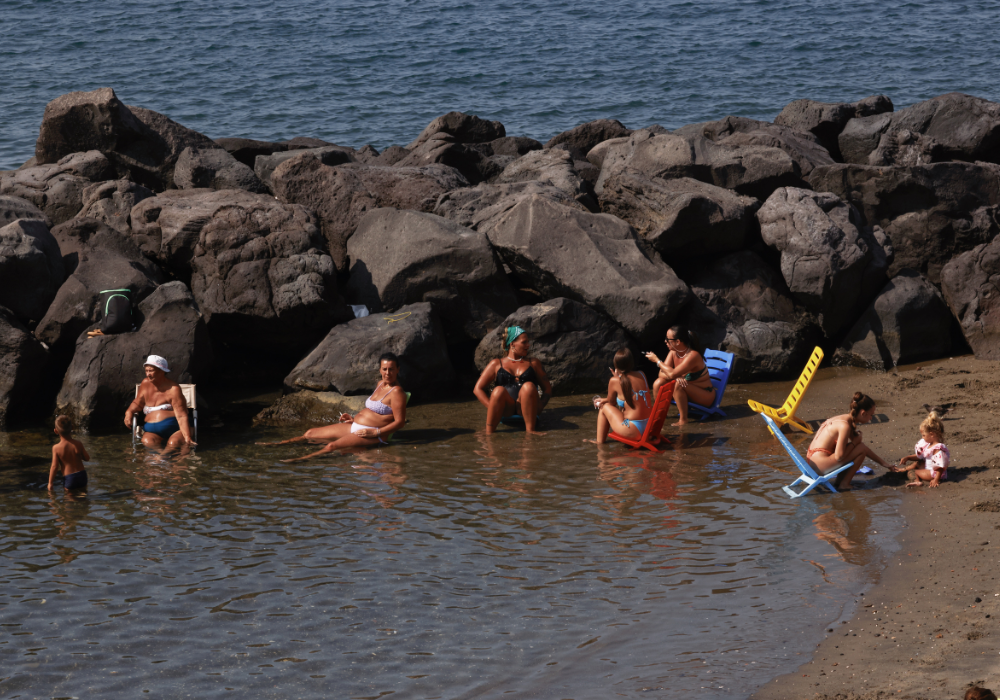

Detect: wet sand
752,355,1000,700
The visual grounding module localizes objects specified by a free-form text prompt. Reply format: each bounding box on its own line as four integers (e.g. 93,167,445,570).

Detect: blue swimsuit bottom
64,470,88,490
144,417,180,438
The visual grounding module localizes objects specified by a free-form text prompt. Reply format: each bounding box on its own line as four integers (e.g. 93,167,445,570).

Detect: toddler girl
893,411,949,488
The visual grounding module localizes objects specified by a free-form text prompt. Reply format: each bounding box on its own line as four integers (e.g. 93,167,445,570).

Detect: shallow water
0,384,900,699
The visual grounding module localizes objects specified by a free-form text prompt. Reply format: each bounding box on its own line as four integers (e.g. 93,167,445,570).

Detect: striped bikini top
365,384,395,415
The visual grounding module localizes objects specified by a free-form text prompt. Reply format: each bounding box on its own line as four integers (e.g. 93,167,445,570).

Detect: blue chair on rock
676,349,734,420
760,414,854,498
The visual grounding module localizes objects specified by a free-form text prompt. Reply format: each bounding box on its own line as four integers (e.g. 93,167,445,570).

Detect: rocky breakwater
2,86,999,429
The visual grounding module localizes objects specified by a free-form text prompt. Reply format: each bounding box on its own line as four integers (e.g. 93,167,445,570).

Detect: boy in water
47,415,90,491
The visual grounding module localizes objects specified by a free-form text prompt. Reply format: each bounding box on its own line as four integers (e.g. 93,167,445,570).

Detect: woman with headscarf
474,326,553,434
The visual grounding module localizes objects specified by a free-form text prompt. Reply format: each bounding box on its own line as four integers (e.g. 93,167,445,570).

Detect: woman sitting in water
806,392,892,491
473,326,552,434
590,349,653,444
124,355,197,450
259,353,407,462
644,326,715,426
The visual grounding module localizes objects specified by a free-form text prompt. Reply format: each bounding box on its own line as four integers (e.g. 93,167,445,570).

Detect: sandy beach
753,354,1000,699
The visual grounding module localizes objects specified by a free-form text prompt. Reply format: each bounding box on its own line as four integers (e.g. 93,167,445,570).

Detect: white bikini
143,403,172,414
350,384,395,443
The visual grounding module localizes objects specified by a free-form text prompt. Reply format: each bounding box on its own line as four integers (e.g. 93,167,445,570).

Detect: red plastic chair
608,380,676,453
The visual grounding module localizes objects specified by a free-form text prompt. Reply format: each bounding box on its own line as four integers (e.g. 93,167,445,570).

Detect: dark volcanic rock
284,302,455,396
674,115,834,176
757,187,892,338
406,112,506,150
0,151,116,225
54,281,212,432
941,237,1000,360
374,145,411,166
270,155,468,270
839,93,1000,166
131,189,351,349
126,105,220,188
679,251,822,382
74,179,154,235
0,195,48,228
489,136,543,157
434,181,588,239
396,132,501,185
36,220,165,354
596,129,805,202
486,194,691,344
173,146,268,193
495,148,593,206
473,298,634,392
346,209,518,342
254,146,357,192
808,161,1000,281
0,306,50,428
252,391,367,428
597,173,758,260
775,95,893,160
545,119,632,161
834,269,953,370
214,137,289,168
0,219,65,324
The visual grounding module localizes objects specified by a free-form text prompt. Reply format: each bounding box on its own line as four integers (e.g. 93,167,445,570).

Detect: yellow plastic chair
747,346,823,434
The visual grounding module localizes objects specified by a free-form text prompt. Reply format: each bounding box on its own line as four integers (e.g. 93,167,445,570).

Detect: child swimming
47,415,90,491
892,410,949,488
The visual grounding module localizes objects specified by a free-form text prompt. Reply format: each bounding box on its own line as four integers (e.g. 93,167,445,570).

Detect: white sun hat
143,355,171,373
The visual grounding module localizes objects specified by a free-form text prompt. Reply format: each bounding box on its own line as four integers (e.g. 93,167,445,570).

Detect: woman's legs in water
257,423,352,446
672,383,716,426
592,403,641,444
518,382,544,434
486,386,516,434
281,433,382,463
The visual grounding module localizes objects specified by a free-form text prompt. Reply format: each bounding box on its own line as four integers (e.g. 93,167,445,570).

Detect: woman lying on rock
644,326,715,426
124,355,197,450
588,349,653,444
259,353,407,463
806,392,892,491
474,326,552,435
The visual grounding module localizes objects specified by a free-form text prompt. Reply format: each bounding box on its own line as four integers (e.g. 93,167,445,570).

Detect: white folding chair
132,384,198,446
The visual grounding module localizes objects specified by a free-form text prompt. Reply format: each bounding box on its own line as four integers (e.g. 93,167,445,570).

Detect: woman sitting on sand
124,355,196,450
473,326,552,434
259,353,407,462
644,326,715,426
590,349,653,444
806,392,892,491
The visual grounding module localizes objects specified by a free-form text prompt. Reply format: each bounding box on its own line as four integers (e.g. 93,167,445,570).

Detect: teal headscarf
504,326,526,349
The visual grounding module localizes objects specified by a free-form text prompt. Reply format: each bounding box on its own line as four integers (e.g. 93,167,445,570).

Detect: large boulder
0,195,48,228
173,146,268,193
54,282,212,432
270,156,468,270
214,137,289,168
774,95,893,160
0,151,116,225
808,161,1000,281
0,219,65,324
834,269,953,370
674,116,834,176
126,105,222,188
678,251,822,381
545,119,632,161
485,194,691,344
396,132,500,185
0,306,50,428
488,136,543,157
940,238,1000,360
252,390,367,428
597,173,758,260
284,302,455,396
253,146,357,192
473,298,634,392
346,209,518,342
757,187,892,338
494,148,594,207
73,179,154,235
596,129,805,202
36,220,165,355
839,93,1000,166
406,112,506,150
434,181,588,238
131,189,351,349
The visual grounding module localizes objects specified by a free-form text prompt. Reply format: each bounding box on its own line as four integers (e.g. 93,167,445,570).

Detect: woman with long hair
806,392,891,491
644,326,715,426
473,326,553,434
591,348,653,444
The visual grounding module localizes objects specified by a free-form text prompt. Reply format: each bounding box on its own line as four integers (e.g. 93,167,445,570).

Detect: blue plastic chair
676,349,734,420
760,414,854,498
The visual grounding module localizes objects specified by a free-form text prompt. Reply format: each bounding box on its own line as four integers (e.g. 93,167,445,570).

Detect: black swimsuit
496,363,538,399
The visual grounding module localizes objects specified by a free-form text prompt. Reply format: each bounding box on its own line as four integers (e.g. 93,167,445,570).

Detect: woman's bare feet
671,420,688,427
905,480,924,488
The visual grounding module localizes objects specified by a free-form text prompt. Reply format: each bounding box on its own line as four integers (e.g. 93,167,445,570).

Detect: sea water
0,384,901,699
2,0,1000,168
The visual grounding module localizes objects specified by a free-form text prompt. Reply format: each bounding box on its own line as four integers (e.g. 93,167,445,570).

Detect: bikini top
684,366,708,382
143,403,172,415
364,384,395,415
496,362,538,387
616,371,651,409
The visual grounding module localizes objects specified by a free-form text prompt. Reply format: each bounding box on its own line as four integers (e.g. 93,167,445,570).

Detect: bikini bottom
621,418,648,434
806,447,833,460
351,421,387,445
143,417,180,438
64,469,88,490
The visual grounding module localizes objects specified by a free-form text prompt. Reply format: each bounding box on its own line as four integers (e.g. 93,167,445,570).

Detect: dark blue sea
2,0,1000,169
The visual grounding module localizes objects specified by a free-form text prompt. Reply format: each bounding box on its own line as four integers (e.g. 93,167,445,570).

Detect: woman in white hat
124,355,196,450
